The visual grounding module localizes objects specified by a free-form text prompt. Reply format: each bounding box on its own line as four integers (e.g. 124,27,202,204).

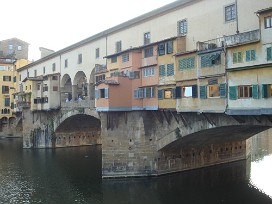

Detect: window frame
264,16,272,29
144,32,151,45
116,41,122,53
238,85,253,98
207,84,220,98
95,48,100,59
225,3,236,22
144,47,153,58
177,19,187,36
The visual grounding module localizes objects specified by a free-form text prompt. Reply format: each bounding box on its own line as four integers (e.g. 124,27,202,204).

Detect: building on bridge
9,1,272,177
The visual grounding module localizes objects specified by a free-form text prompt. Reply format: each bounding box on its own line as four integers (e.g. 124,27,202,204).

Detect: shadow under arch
53,114,101,148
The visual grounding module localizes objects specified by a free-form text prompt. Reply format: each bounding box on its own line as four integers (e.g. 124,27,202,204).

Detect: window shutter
11,102,14,109
2,86,4,94
159,65,165,77
238,52,242,62
172,88,176,99
5,98,10,107
13,76,16,82
167,41,173,54
175,86,181,99
220,83,227,98
192,84,198,98
9,76,11,81
158,89,163,100
267,47,272,61
139,88,144,99
105,88,109,99
229,86,237,100
233,53,237,63
200,85,207,99
262,84,268,98
251,50,256,61
95,89,99,99
134,89,139,99
129,71,134,79
246,50,250,61
158,43,165,56
252,84,259,99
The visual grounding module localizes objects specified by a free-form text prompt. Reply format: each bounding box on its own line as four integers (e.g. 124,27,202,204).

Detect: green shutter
229,86,237,100
246,50,250,61
252,84,259,99
175,86,181,99
192,84,198,98
238,52,242,63
4,98,10,107
159,65,165,76
267,47,272,61
158,89,163,100
262,84,268,98
220,83,227,98
2,86,4,94
251,50,256,61
11,102,14,109
172,88,176,99
200,85,207,99
13,76,16,82
233,53,237,63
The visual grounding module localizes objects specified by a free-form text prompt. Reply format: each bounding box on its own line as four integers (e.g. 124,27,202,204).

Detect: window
78,54,82,64
52,63,56,72
129,71,140,79
144,32,151,45
159,65,165,77
4,98,10,107
164,89,173,99
238,85,252,98
122,53,129,62
65,59,68,68
262,84,272,98
43,66,46,74
3,76,11,81
9,44,13,50
144,47,153,58
179,57,195,70
208,84,220,98
167,64,174,76
181,85,198,98
177,19,187,36
233,52,243,63
225,4,236,22
2,86,9,94
17,45,22,51
143,67,155,77
95,88,108,99
37,84,40,91
267,47,272,61
158,43,165,56
96,48,100,59
265,16,272,29
43,85,48,92
111,56,117,63
245,49,256,61
52,76,58,80
166,41,173,54
34,70,37,77
53,86,58,91
116,41,122,53
201,52,221,67
29,85,32,90
95,75,105,83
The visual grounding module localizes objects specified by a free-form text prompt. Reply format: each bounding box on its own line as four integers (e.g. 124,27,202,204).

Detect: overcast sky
1,0,176,60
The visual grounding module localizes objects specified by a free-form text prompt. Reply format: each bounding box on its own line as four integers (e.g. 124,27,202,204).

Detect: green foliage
175,127,181,139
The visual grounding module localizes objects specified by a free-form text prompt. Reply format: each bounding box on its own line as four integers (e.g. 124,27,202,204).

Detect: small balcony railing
197,37,224,51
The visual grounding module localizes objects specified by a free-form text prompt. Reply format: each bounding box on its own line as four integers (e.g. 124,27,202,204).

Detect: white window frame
224,3,236,22
177,19,187,36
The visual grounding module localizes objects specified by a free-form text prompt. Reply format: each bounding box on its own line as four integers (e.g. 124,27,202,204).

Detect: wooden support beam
252,115,261,123
202,113,216,126
178,113,192,129
152,111,163,124
162,110,170,125
170,111,179,124
231,115,245,124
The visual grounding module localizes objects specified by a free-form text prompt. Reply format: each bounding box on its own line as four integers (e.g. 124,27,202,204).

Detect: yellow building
0,60,15,123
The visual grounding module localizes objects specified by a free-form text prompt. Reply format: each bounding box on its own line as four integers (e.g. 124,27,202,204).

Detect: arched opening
73,71,87,101
54,114,101,148
61,74,72,103
89,69,96,100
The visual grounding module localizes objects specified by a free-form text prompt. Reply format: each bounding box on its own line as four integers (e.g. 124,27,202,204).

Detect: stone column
72,85,78,101
60,87,66,104
88,83,95,100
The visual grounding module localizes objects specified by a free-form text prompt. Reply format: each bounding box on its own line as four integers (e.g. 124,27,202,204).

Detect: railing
224,29,260,47
95,64,107,74
62,100,95,109
17,101,31,108
197,37,224,51
141,55,157,67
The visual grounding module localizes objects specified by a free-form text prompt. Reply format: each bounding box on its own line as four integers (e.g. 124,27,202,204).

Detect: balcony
224,29,260,47
197,37,224,52
17,101,31,109
95,64,107,74
141,55,157,67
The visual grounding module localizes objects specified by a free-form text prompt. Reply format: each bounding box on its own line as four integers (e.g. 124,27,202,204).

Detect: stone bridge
20,101,272,178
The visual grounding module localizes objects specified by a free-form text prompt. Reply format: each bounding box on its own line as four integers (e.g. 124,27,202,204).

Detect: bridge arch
61,74,72,103
52,108,101,147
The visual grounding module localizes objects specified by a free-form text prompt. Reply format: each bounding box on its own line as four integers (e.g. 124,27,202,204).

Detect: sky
1,0,176,60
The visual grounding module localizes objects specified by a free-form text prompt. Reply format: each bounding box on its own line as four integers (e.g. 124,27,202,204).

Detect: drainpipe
236,0,239,34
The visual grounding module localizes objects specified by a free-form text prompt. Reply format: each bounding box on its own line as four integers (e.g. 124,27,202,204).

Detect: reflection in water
0,129,272,204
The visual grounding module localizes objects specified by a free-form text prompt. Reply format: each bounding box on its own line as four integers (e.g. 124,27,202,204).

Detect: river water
0,130,272,204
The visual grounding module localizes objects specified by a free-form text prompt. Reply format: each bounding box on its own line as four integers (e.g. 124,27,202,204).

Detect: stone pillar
60,87,66,104
72,85,78,101
88,83,95,100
